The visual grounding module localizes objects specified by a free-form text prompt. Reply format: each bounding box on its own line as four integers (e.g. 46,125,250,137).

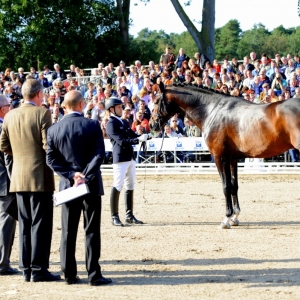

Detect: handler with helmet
105,97,150,226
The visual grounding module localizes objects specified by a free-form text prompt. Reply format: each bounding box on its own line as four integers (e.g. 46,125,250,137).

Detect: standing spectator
249,52,257,64
160,46,175,69
105,97,146,226
0,79,59,282
0,95,17,276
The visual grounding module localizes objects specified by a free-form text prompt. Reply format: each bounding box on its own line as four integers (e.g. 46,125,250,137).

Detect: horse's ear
159,81,165,93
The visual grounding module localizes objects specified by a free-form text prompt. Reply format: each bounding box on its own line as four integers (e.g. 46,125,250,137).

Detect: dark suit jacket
106,116,138,164
46,113,105,195
52,70,67,81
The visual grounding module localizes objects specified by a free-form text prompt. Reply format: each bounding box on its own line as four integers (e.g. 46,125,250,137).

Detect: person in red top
131,112,150,133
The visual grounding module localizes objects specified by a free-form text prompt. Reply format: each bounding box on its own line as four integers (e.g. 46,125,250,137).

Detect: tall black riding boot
110,187,123,226
125,190,143,225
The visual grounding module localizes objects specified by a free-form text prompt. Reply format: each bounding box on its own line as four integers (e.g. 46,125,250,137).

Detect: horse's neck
183,96,215,130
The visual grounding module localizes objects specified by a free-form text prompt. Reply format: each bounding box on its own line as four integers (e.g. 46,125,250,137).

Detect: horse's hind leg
230,158,240,226
214,156,234,229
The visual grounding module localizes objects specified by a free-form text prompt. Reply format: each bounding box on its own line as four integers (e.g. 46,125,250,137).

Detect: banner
104,137,210,152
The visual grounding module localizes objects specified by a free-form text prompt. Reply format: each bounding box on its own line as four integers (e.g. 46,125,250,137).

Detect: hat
120,60,125,64
262,83,269,88
0,95,10,107
124,107,131,111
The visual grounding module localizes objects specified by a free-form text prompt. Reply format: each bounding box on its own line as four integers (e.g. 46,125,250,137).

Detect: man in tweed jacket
0,79,60,283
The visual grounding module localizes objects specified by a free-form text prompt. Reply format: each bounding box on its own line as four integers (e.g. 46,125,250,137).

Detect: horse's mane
169,83,230,97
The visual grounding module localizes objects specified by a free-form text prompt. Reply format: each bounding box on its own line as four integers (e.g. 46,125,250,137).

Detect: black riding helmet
105,97,123,110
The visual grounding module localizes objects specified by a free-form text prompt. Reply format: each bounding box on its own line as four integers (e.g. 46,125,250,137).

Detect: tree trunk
116,0,130,62
170,0,215,62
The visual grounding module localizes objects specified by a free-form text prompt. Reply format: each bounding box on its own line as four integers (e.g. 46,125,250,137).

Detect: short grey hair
21,79,43,100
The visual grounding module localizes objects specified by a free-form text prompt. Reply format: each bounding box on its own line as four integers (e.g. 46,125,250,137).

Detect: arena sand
0,174,299,300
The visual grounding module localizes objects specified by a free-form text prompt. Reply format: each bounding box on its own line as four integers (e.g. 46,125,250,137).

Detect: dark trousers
60,193,101,282
0,194,17,272
16,192,53,275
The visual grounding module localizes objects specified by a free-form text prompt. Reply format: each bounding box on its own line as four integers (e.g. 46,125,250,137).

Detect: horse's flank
163,84,300,159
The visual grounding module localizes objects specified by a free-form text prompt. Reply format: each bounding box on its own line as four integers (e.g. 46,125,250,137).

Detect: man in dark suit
0,80,59,283
105,97,149,226
46,90,112,286
0,95,17,276
52,63,67,81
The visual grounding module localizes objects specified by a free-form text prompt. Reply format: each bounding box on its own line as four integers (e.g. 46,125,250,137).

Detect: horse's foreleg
230,158,240,226
214,156,233,229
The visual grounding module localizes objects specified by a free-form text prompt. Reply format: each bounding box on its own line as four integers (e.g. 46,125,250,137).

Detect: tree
0,0,119,70
116,0,131,61
214,20,242,60
136,0,215,62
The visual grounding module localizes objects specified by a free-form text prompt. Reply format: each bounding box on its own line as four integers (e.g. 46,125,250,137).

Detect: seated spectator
138,100,150,120
84,82,97,101
285,59,296,80
139,87,150,105
231,57,240,74
215,80,223,91
181,60,190,75
183,117,201,162
175,68,185,82
183,71,193,85
43,65,53,85
16,67,26,83
287,79,298,97
292,87,300,98
193,76,203,88
52,63,66,81
51,105,63,123
247,89,260,103
122,107,133,128
131,111,150,133
169,115,184,135
259,83,270,101
52,79,67,98
220,84,229,95
271,73,287,96
38,72,49,88
212,59,221,73
268,89,279,102
283,89,291,100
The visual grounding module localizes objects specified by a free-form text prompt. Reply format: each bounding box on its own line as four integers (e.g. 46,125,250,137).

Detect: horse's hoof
230,218,240,226
220,222,231,229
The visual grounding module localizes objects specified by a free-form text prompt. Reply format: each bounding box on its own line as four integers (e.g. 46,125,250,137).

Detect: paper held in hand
53,183,90,206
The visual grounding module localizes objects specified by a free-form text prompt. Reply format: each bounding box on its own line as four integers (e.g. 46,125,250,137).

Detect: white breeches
113,159,136,191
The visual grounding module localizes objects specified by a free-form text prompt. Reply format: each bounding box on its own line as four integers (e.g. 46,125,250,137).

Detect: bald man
46,90,111,286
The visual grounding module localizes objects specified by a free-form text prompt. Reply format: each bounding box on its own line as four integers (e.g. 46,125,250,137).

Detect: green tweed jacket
0,103,55,192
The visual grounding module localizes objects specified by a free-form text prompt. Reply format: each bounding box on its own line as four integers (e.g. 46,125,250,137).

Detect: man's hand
73,172,85,187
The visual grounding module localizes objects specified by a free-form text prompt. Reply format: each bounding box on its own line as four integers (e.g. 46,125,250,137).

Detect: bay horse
151,82,300,229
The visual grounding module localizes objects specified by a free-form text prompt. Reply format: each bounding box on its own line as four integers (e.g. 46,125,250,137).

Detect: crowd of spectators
1,48,300,163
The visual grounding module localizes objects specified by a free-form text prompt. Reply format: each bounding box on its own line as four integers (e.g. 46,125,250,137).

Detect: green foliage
214,19,242,60
0,0,120,70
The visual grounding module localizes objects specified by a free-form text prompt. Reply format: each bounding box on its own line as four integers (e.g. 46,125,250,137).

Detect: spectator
285,59,296,80
131,111,150,133
160,46,175,69
175,48,190,69
212,59,222,73
38,72,49,88
231,57,240,74
243,69,255,88
52,63,66,81
271,73,287,96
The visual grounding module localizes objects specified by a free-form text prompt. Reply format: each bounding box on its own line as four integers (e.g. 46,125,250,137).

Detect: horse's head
149,82,182,133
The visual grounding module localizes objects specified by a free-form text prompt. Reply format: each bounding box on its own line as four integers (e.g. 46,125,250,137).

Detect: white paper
53,183,90,206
